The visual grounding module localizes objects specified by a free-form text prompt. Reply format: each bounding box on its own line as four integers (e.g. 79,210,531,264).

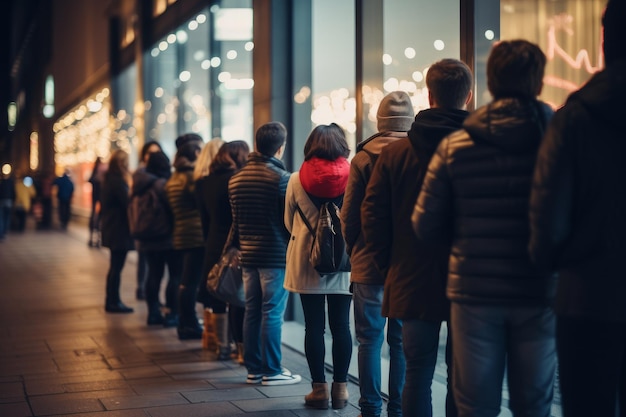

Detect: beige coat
283,173,351,295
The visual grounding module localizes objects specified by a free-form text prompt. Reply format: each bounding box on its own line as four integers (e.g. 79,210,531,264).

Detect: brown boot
331,382,349,409
304,382,329,409
201,309,218,351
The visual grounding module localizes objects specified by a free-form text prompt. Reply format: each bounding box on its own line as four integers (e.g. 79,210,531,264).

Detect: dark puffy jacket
413,98,556,306
361,108,468,320
530,61,626,321
228,152,291,268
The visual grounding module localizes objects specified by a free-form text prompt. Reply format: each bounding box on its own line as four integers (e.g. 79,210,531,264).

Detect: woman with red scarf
284,123,352,410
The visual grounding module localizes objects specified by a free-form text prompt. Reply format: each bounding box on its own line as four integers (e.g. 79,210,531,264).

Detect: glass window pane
311,0,356,151
476,0,604,108
361,0,460,140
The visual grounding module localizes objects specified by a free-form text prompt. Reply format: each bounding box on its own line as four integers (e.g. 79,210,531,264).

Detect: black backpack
296,200,351,275
128,178,172,240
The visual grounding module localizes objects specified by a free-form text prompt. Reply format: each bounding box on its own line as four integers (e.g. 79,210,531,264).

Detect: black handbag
206,228,245,307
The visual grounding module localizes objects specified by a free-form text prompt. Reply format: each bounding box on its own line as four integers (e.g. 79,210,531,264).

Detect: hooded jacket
361,108,468,320
413,98,555,306
529,61,626,321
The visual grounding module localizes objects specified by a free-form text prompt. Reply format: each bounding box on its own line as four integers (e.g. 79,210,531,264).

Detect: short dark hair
176,141,202,162
303,123,350,161
210,140,250,174
487,40,546,99
255,122,287,156
426,59,473,109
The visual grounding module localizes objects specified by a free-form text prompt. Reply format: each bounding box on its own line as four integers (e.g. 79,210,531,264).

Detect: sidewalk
0,222,361,417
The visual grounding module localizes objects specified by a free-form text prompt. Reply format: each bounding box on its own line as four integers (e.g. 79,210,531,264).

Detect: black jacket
228,152,291,268
414,98,556,306
361,108,468,320
101,173,134,251
196,169,236,278
530,60,626,321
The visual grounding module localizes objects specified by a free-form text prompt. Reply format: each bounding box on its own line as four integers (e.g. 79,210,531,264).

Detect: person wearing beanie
361,59,472,417
284,123,351,408
340,90,413,417
529,1,626,416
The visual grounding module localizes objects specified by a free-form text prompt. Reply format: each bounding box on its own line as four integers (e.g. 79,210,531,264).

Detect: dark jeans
177,247,204,328
451,303,556,417
57,199,71,227
137,250,148,292
557,315,626,417
14,208,27,232
229,305,245,343
105,249,128,305
402,319,456,417
299,293,353,383
145,249,182,315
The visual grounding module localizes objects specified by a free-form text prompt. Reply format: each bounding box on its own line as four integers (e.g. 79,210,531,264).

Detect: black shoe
147,313,164,325
163,313,179,328
136,288,146,300
177,325,203,340
105,302,134,313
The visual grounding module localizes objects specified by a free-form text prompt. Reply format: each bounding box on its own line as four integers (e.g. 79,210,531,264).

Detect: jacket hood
132,168,157,195
358,131,407,154
299,157,350,199
565,60,626,128
463,98,553,153
408,108,469,154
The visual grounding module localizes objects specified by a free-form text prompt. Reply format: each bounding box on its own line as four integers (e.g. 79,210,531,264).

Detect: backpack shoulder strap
296,204,315,236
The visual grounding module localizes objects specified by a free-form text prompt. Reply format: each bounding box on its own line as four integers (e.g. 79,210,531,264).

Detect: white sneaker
261,368,302,386
246,373,263,384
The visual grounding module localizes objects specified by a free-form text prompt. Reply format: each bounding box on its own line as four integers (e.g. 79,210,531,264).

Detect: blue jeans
451,303,556,417
402,318,455,417
353,283,404,417
242,267,288,376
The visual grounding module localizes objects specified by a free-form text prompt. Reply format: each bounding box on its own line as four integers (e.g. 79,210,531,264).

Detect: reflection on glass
478,0,604,108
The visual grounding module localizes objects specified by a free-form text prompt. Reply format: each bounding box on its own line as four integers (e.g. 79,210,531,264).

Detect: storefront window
111,64,138,168
475,0,604,108
143,2,253,157
361,0,460,139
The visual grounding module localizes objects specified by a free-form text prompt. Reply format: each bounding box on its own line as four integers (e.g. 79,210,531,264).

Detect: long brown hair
106,150,130,184
209,140,250,174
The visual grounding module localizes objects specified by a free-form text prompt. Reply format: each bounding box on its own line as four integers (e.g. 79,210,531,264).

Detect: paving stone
181,386,266,403
0,401,32,417
100,392,189,410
